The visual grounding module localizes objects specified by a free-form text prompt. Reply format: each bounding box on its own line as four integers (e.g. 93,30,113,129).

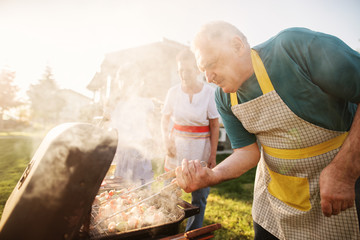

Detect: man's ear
231,36,244,55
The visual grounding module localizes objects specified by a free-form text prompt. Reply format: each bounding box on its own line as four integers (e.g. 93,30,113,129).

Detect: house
58,89,92,122
87,38,188,110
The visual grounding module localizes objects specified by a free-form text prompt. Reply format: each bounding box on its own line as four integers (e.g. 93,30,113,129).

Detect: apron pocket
267,167,311,211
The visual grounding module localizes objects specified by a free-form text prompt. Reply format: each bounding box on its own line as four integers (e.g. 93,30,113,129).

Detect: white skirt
165,136,211,170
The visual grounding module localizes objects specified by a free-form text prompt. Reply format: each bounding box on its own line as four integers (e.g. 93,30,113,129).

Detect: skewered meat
91,186,180,234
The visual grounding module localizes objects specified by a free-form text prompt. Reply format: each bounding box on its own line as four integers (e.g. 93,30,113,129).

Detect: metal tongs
113,169,176,199
106,160,207,199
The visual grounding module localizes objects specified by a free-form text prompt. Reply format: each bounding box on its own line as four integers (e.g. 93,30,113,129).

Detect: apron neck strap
230,49,275,107
251,49,274,94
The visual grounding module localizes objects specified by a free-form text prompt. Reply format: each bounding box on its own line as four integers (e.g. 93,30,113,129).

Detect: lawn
0,136,256,239
0,136,42,217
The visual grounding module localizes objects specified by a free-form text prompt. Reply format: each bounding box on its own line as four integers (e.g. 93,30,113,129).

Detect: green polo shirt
215,27,360,149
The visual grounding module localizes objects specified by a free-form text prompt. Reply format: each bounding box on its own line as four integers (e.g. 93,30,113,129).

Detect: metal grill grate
88,190,185,239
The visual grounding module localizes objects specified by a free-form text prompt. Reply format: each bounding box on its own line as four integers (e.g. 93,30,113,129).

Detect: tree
27,66,65,126
0,67,20,127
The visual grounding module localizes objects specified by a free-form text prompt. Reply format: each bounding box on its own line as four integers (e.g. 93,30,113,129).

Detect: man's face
177,59,199,86
194,40,244,93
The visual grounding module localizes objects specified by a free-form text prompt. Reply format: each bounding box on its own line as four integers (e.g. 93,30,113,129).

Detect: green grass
0,136,42,217
0,138,256,239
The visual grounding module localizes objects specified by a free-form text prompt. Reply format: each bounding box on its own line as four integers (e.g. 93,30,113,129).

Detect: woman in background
161,48,220,231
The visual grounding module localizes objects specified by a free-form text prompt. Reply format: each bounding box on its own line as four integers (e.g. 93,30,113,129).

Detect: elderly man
175,21,360,239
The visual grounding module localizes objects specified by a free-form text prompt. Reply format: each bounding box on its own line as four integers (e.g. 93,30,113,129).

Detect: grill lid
0,123,118,240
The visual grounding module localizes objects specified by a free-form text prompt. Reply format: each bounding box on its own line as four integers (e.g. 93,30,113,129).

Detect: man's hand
175,143,261,193
320,103,360,217
175,159,214,193
319,163,356,217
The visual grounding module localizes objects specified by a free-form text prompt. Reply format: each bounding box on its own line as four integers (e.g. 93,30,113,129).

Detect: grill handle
184,223,222,239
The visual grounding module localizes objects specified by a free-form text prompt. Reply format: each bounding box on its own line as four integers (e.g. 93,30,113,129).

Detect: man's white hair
191,21,248,51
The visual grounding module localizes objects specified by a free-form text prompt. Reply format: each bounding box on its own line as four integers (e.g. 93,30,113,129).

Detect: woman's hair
176,48,196,63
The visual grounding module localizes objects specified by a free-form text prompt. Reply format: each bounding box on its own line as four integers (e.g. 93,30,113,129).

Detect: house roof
86,38,187,92
87,72,105,91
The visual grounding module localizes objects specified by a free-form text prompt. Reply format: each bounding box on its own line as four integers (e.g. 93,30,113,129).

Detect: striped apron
229,49,359,239
164,124,211,171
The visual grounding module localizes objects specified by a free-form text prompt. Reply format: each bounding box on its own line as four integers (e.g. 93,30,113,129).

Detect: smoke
108,94,157,184
96,40,188,185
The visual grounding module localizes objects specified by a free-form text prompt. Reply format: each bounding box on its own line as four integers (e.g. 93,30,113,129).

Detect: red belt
173,124,210,133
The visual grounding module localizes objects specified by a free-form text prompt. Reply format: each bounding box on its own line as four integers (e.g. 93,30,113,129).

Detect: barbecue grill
0,123,200,240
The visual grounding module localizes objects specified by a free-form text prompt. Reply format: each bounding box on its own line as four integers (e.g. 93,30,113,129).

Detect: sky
0,0,359,99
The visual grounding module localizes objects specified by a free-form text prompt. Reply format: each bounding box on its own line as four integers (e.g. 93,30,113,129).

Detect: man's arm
208,118,220,169
175,142,260,192
320,103,360,217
